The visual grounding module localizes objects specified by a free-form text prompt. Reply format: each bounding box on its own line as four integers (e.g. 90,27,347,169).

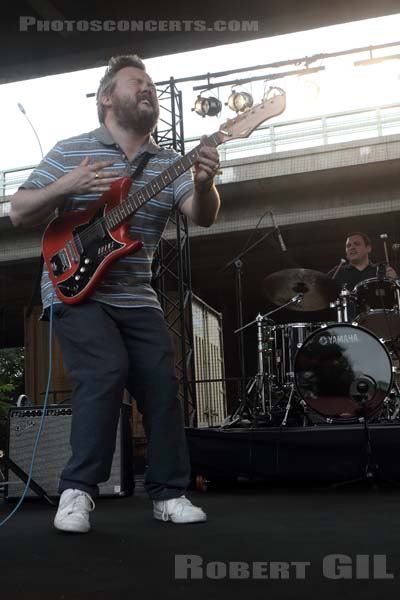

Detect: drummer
330,232,397,288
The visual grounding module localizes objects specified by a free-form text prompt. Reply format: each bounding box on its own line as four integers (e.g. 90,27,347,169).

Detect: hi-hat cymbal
264,268,340,311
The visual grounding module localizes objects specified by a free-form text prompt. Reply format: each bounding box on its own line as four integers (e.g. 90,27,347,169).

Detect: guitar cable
0,290,56,527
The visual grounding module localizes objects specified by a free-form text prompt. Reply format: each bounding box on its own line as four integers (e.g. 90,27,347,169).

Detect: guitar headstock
217,90,286,144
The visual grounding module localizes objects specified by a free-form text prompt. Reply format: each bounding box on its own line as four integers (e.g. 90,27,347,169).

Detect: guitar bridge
50,248,71,276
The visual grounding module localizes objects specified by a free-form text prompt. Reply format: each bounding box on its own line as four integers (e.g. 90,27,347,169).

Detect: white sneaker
153,495,207,523
54,489,95,533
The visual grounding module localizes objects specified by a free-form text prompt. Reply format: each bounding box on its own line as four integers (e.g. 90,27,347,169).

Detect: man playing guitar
10,55,220,532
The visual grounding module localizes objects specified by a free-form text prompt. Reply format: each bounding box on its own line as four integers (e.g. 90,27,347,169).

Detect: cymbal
264,268,340,311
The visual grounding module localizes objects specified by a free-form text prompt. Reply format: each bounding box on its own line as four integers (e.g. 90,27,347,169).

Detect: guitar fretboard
104,131,221,229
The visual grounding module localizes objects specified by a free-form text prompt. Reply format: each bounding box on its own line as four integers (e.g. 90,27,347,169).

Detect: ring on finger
95,172,99,179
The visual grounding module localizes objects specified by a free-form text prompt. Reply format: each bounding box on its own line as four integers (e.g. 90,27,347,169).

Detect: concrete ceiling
1,1,400,83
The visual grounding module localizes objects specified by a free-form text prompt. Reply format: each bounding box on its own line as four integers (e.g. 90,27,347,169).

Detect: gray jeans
52,301,190,499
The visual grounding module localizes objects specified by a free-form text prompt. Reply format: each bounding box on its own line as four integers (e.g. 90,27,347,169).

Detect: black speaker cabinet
4,404,134,499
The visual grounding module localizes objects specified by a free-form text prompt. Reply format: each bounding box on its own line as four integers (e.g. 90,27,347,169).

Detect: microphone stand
222,228,277,403
333,378,380,488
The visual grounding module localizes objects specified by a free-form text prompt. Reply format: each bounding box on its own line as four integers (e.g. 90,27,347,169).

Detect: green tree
0,348,24,400
0,348,25,448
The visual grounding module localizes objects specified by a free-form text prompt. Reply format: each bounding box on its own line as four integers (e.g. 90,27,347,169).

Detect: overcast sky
1,13,400,171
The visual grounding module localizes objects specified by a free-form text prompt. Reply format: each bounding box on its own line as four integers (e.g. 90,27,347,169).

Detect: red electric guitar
42,91,286,304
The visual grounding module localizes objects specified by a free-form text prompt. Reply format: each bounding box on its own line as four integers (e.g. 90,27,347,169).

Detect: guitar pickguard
49,208,125,299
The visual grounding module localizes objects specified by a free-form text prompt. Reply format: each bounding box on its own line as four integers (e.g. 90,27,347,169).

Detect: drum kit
227,268,400,427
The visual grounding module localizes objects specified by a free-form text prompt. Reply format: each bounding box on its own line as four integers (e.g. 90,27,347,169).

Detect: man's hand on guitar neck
180,136,221,228
193,135,220,194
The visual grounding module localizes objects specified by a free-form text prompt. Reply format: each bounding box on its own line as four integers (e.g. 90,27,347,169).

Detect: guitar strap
29,151,153,318
128,151,153,181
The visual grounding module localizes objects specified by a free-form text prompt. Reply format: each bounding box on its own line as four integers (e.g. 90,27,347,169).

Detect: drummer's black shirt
329,262,378,290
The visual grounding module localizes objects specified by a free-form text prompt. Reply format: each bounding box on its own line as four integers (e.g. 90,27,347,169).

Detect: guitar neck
104,131,222,229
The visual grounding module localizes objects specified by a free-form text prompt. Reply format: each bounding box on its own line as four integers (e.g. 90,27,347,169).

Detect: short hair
96,55,146,123
346,231,372,247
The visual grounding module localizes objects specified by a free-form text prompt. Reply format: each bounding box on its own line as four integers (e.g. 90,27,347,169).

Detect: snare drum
354,277,400,340
294,323,393,422
264,322,327,386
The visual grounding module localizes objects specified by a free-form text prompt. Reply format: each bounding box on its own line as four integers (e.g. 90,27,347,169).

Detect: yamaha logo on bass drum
319,333,360,345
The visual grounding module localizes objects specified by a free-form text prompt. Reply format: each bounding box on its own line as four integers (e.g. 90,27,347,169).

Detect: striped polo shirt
21,125,194,311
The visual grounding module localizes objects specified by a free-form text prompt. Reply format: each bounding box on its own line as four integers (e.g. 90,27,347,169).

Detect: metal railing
0,165,37,198
186,102,400,160
2,102,400,198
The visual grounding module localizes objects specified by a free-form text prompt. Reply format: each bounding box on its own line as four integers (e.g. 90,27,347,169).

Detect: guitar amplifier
4,404,134,499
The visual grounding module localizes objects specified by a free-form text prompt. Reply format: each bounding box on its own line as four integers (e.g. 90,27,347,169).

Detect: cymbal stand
235,293,304,336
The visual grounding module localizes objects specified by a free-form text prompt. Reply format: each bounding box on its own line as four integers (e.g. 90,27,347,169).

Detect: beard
112,92,160,135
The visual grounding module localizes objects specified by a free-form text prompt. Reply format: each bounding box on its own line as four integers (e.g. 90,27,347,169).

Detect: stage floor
1,478,400,599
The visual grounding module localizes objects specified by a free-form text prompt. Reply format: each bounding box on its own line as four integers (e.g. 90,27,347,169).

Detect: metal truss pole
153,78,197,426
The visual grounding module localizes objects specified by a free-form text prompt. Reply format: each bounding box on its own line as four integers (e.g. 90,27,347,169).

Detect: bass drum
294,323,393,422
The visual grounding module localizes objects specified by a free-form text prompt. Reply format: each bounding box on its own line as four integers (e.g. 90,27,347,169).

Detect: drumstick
380,233,390,264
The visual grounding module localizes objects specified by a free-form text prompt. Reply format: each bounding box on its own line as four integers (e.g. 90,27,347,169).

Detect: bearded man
11,55,220,533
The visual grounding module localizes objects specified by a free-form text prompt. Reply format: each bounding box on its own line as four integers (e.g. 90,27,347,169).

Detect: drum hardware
330,285,354,323
281,384,296,426
223,295,305,428
380,392,400,421
390,385,400,420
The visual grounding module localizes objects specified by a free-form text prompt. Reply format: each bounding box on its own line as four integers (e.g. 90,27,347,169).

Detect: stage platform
1,477,400,599
186,423,400,484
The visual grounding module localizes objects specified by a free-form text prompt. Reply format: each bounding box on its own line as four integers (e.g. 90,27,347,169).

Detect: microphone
291,293,304,305
350,374,376,403
17,102,44,159
393,244,400,252
331,258,346,279
270,212,287,252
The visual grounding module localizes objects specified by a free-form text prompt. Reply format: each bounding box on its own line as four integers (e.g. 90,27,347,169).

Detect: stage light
192,95,222,117
226,90,253,112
